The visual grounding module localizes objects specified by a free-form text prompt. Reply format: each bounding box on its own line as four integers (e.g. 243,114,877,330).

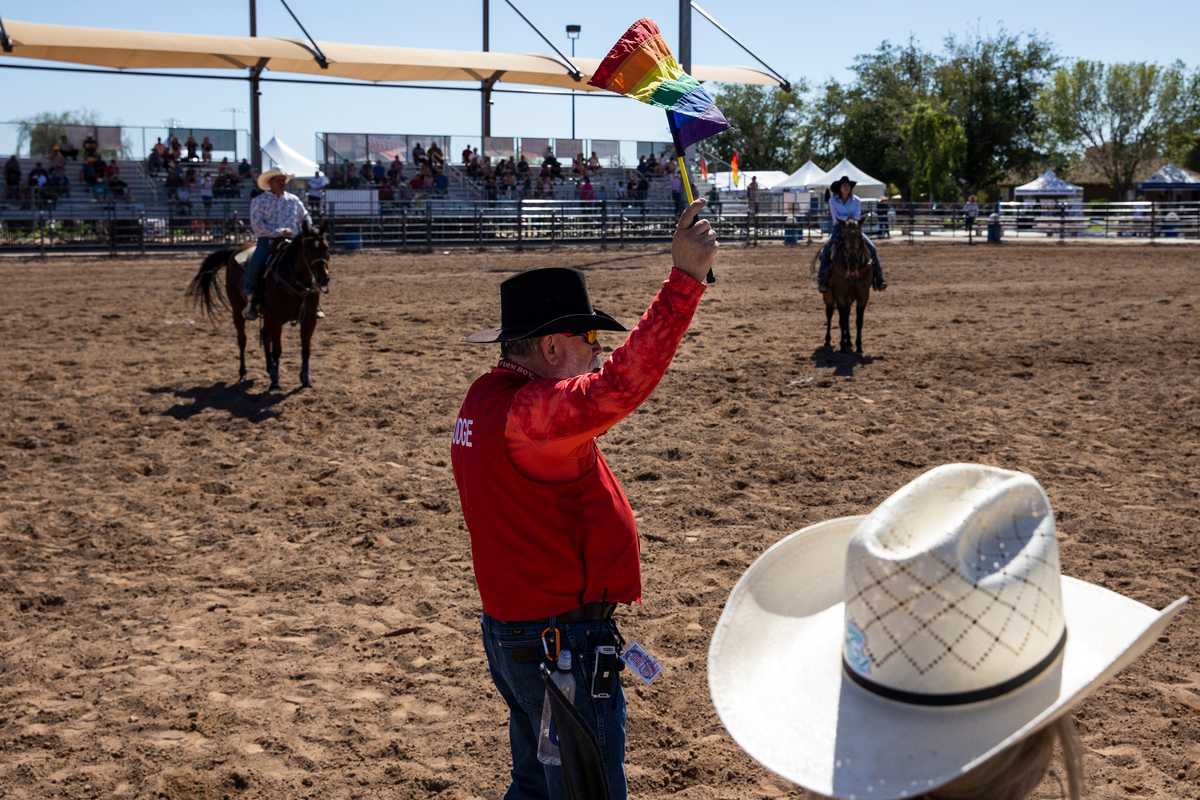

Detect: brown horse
812,219,873,354
187,221,331,390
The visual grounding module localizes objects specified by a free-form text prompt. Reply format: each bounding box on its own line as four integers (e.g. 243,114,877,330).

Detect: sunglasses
563,330,599,345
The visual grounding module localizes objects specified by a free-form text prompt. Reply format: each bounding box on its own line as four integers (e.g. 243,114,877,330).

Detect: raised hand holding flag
589,18,730,283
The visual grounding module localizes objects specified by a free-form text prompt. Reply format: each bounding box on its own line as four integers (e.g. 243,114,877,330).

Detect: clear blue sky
2,0,1197,160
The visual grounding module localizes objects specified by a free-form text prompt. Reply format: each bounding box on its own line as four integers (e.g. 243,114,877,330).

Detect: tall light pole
566,24,581,140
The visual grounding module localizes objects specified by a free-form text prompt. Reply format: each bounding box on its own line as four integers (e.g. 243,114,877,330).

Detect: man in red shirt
452,200,717,799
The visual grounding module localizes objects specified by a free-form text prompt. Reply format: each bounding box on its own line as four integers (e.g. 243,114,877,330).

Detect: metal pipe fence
1,200,1197,255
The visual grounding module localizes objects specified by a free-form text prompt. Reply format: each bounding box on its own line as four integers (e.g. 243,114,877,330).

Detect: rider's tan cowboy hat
829,174,857,193
256,167,295,192
708,464,1186,799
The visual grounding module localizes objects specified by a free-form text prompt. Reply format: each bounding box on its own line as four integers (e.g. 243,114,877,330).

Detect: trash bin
987,213,1002,244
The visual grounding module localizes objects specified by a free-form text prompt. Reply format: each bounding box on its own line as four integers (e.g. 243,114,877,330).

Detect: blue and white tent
1014,169,1082,198
1137,163,1200,198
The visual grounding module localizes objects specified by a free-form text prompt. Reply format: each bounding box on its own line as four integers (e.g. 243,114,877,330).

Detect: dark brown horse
187,221,331,390
812,219,873,354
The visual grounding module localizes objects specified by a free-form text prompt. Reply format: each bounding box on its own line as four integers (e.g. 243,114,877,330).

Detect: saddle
259,238,296,293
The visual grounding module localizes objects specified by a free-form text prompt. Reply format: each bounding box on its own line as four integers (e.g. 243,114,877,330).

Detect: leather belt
554,602,617,623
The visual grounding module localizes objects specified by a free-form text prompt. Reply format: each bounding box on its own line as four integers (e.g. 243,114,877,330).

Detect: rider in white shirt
244,169,312,320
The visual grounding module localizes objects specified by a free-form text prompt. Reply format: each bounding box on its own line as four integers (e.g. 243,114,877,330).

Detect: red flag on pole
730,151,740,187
699,157,709,182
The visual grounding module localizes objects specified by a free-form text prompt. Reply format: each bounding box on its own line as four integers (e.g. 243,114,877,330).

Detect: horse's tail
187,246,238,320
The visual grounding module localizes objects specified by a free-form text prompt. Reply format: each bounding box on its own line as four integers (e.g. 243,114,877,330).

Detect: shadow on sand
809,347,882,378
148,380,299,423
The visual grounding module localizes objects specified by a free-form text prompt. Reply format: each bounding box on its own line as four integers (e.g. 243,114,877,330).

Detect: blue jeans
818,227,883,286
481,614,628,800
244,237,273,298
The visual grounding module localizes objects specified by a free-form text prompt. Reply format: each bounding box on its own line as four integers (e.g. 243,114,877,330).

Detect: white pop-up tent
776,160,828,190
821,158,887,199
1014,169,1082,198
262,135,318,177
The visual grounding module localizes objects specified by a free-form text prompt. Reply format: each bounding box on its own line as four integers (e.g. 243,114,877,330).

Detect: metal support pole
249,0,262,173
679,0,692,72
482,0,491,137
570,38,576,139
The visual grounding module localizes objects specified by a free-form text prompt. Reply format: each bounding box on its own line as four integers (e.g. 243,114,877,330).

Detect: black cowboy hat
465,267,627,343
829,174,857,193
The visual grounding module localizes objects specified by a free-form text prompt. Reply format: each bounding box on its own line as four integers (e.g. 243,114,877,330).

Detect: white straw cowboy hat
709,464,1186,799
256,167,294,191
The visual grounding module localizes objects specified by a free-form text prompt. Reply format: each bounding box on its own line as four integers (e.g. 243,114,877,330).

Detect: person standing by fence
964,194,979,241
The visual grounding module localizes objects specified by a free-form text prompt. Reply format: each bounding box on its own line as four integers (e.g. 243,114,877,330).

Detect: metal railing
2,200,1197,255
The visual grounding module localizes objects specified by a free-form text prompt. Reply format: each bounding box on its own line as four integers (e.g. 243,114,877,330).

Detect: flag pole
673,131,715,284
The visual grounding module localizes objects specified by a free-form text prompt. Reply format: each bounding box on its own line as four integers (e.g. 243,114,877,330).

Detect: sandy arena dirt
0,242,1197,799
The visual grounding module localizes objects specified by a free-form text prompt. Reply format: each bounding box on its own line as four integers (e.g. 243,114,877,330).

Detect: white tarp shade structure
1137,163,1200,190
1015,169,1083,197
262,136,317,176
702,170,790,191
821,158,886,198
0,19,779,92
776,160,827,190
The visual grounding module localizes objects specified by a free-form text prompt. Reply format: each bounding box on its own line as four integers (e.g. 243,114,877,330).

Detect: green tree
936,29,1057,194
837,39,938,195
706,82,808,171
16,110,100,157
1038,60,1191,197
902,102,967,201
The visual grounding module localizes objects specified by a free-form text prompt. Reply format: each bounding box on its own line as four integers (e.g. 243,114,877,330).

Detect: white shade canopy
1015,169,1082,197
776,160,828,190
821,158,886,198
262,136,317,177
1137,163,1200,190
0,19,779,92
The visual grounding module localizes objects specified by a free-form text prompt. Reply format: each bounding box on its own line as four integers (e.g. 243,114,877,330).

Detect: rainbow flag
731,151,740,187
588,18,729,152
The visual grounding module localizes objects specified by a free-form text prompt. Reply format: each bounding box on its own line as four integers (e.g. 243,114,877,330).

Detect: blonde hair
929,716,1083,800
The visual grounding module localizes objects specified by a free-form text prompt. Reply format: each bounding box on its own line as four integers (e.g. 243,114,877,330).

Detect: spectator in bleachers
388,155,405,183
573,153,586,177
109,175,127,200
637,173,649,203
467,150,482,178
373,159,387,184
626,173,638,201
238,158,252,181
646,152,659,175
106,159,120,180
411,142,427,167
82,134,99,161
360,161,374,185
434,171,449,196
49,144,66,173
218,157,231,176
670,171,683,213
28,163,48,196
58,135,79,160
503,170,517,198
462,144,473,165
4,155,20,202
153,137,167,158
516,155,530,179
578,175,595,201
176,183,192,213
588,151,601,172
521,175,532,199
378,181,394,203
47,167,69,199
200,174,214,212
428,142,445,171
185,134,199,161
747,176,760,214
81,159,99,190
201,136,213,163
148,146,163,177
170,136,183,162
92,173,109,202
307,170,328,211
637,155,649,175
